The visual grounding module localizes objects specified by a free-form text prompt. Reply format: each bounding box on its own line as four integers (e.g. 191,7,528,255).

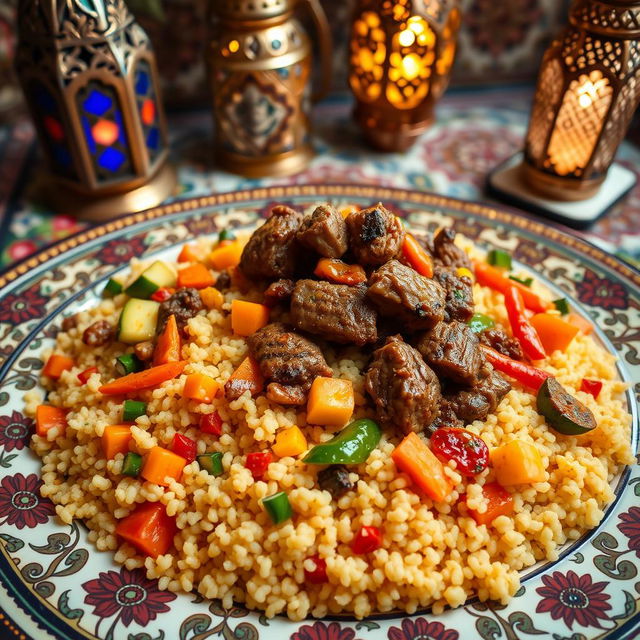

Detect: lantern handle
298,0,333,103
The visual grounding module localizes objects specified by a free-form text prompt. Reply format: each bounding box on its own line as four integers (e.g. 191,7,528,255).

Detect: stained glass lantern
15,0,176,220
348,0,461,152
523,0,640,201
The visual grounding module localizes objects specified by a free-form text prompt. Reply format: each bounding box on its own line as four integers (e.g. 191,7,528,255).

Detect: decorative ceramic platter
0,185,639,640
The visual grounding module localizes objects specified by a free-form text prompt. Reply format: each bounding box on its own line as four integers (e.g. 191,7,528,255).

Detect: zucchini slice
103,276,125,297
537,377,596,435
117,298,160,344
124,261,177,299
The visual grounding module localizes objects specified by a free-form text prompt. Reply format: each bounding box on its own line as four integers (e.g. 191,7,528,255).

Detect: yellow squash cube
491,439,546,486
272,426,308,458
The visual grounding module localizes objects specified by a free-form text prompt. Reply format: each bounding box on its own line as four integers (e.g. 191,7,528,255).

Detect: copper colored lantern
348,0,461,152
523,0,640,201
15,0,176,221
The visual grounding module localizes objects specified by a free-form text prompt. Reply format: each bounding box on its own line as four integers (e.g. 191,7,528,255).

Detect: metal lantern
523,0,640,201
348,0,461,152
15,0,176,221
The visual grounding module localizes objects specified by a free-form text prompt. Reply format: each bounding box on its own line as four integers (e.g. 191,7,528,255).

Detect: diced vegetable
487,249,512,269
317,464,354,499
153,314,181,366
231,300,270,336
468,482,514,526
177,263,215,289
103,276,125,297
99,361,187,395
117,298,160,344
42,354,74,379
225,356,264,398
401,232,433,278
351,525,382,554
262,491,292,524
115,502,176,558
313,258,367,285
491,440,546,485
200,411,223,436
468,313,495,333
568,312,593,335
430,428,489,476
209,241,243,271
125,261,176,299
77,366,98,384
183,373,220,403
580,378,603,400
141,446,187,486
303,419,381,465
504,285,546,360
304,554,328,584
115,353,144,376
200,287,225,310
272,426,308,458
172,434,197,463
35,405,67,438
456,267,474,280
481,345,551,391
122,452,143,477
529,313,579,354
151,287,174,302
553,298,570,315
245,451,272,480
218,229,236,243
177,244,202,263
197,452,224,476
306,377,354,427
537,377,597,436
391,432,452,502
122,399,147,422
508,275,533,287
102,425,132,459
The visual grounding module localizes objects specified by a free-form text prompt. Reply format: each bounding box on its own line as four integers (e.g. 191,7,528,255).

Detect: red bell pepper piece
481,345,551,391
504,285,547,360
171,433,197,463
77,366,98,384
351,525,382,554
580,378,603,400
151,287,175,302
115,502,177,558
245,451,272,479
468,482,514,526
200,412,223,436
304,554,328,584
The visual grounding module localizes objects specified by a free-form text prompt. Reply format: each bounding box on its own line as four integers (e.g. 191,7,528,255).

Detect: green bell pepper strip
508,275,533,287
218,229,236,242
303,419,381,465
262,491,292,524
197,452,223,476
487,249,512,270
122,400,147,422
553,298,570,315
468,313,495,333
122,452,142,477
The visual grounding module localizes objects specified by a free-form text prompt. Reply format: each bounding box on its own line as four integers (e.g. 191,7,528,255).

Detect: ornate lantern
523,0,640,201
15,0,176,220
348,0,461,152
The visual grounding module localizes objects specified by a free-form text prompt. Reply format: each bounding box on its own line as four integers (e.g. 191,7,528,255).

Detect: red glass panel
141,99,156,125
44,115,64,142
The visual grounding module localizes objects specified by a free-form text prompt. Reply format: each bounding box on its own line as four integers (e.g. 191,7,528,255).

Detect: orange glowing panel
141,99,156,125
91,119,119,146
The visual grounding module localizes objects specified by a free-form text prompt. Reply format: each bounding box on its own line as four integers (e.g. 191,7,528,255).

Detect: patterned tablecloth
1,86,639,270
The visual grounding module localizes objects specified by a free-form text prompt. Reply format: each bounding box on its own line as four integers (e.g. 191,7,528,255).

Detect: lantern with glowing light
523,0,640,201
15,0,175,220
348,0,460,152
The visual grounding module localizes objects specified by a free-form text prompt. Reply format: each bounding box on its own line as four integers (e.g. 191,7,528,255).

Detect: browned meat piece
367,260,446,331
215,270,231,291
82,320,113,346
239,205,303,280
247,323,333,404
426,401,463,435
61,314,79,332
433,266,474,322
433,228,472,270
157,287,204,336
365,335,441,434
479,327,524,360
290,280,377,346
297,205,348,258
134,341,154,361
345,203,405,266
417,321,484,386
263,279,295,307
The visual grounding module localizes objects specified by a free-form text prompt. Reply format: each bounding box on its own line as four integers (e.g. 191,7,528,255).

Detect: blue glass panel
146,128,159,150
135,70,150,96
114,110,127,145
83,89,112,116
53,145,72,167
82,116,96,153
98,147,126,171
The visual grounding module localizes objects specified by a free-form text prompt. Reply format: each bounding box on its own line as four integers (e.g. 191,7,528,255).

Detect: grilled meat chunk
239,205,303,280
263,279,295,307
433,265,474,322
291,280,377,346
479,327,524,360
365,335,441,434
367,260,446,331
345,203,405,266
157,287,204,336
297,204,348,258
433,228,472,270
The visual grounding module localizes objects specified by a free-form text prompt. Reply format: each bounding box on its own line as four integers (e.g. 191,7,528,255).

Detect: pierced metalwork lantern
15,0,176,220
348,0,461,152
523,0,640,201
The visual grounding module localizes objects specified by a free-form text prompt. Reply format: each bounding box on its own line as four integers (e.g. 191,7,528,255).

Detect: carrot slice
115,502,176,558
231,300,270,336
35,405,67,437
153,314,181,366
313,258,366,285
42,354,74,379
530,313,579,354
177,244,202,263
183,373,220,403
177,263,215,289
141,446,186,486
209,242,243,271
102,425,132,459
99,361,187,395
402,233,433,278
569,312,594,335
392,432,452,503
468,482,514,526
224,356,264,398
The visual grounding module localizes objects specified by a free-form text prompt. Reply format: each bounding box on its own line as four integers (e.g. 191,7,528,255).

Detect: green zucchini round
537,377,596,435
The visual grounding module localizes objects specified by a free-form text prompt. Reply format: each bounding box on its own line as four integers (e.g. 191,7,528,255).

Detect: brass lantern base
215,145,314,179
34,163,178,222
521,162,605,202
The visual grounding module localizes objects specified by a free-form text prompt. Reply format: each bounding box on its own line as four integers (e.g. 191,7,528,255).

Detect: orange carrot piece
115,502,176,558
569,312,594,335
177,263,215,289
177,244,202,263
224,356,264,398
402,233,433,278
183,372,220,403
102,425,132,459
42,354,74,379
141,446,187,486
99,361,187,396
530,313,579,354
153,314,181,366
35,405,67,437
468,482,514,526
209,242,243,271
200,287,225,310
231,300,270,336
392,432,452,503
313,258,366,285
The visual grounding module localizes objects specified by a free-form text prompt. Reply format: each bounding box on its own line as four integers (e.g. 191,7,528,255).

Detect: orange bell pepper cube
200,287,225,310
42,354,74,379
99,361,187,396
115,501,177,558
177,244,203,263
35,405,67,437
468,482,514,526
183,372,220,403
102,425,132,459
224,356,264,398
177,263,215,289
209,241,243,271
306,377,354,427
529,313,579,354
231,300,270,336
392,432,452,503
402,233,433,278
313,258,367,285
141,446,187,486
569,312,594,335
153,314,181,366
